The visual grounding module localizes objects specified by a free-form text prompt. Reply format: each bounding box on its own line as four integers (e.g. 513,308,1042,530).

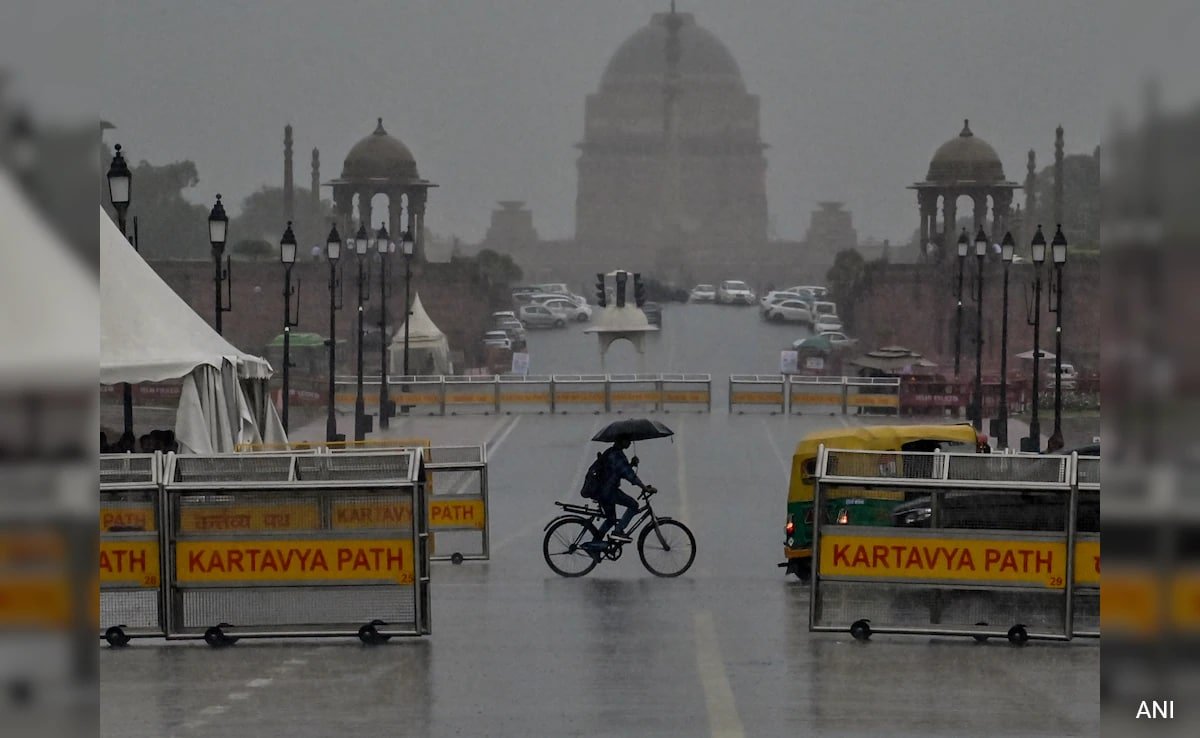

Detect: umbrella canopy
849,346,938,373
592,418,675,442
1015,349,1056,360
267,332,329,348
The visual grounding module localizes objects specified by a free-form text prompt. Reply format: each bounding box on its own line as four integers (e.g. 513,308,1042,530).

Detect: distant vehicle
519,304,567,329
717,280,756,305
534,282,570,295
495,318,527,344
759,290,802,313
492,310,518,322
763,299,813,324
814,316,843,333
811,300,838,319
482,330,512,350
642,301,662,325
818,331,856,347
1047,362,1079,390
541,297,593,322
690,284,717,302
791,285,828,299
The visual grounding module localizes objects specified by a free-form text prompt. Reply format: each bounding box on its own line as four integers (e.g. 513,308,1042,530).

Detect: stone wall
850,257,1100,374
148,258,505,373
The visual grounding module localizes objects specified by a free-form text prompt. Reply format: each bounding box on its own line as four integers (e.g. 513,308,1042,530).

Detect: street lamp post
353,224,370,442
375,224,393,429
972,228,987,431
1048,224,1069,452
1025,225,1047,453
325,224,343,443
954,229,968,376
402,230,415,378
106,144,134,438
208,194,231,334
998,231,1015,449
280,222,299,433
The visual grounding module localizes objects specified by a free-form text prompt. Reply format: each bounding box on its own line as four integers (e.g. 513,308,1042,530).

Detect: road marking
673,418,691,526
694,611,745,738
486,415,521,456
246,678,272,688
227,692,251,701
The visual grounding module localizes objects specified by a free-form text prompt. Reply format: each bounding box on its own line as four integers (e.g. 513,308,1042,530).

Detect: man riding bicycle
586,436,653,550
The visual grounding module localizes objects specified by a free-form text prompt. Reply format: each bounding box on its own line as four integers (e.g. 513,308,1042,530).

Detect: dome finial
374,117,386,135
961,119,972,137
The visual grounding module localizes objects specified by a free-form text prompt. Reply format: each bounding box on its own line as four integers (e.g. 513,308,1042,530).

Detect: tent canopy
389,293,451,375
100,209,272,385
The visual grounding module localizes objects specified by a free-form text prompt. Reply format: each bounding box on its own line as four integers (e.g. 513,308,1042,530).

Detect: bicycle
542,486,696,578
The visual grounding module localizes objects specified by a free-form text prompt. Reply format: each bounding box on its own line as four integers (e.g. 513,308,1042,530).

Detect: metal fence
728,375,787,414
423,446,490,563
788,376,900,415
100,453,165,645
809,447,1096,644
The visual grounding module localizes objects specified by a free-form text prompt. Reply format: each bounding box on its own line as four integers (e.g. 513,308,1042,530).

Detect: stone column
358,189,374,236
992,191,1013,241
333,188,354,241
388,190,405,247
917,190,934,261
409,189,427,262
283,125,294,223
973,193,988,237
1054,125,1065,227
941,191,957,262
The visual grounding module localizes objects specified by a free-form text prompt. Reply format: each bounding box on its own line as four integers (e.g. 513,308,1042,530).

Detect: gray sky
99,0,1135,245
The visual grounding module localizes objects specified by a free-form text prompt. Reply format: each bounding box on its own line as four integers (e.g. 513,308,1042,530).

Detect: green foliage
826,248,868,328
230,185,335,252
1030,153,1099,247
101,142,209,259
230,238,276,261
470,248,524,288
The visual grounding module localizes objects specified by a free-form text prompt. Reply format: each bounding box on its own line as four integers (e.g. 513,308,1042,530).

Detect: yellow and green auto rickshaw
779,423,987,581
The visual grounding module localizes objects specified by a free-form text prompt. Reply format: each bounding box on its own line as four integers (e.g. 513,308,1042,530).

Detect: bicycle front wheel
637,519,696,577
543,518,601,577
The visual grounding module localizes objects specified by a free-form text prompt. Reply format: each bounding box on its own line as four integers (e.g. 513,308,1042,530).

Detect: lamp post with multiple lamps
997,231,1015,449
324,224,344,443
353,224,371,442
1048,224,1069,452
106,144,134,438
376,224,394,429
279,222,300,433
207,194,232,334
971,227,987,432
1024,225,1047,452
954,228,968,375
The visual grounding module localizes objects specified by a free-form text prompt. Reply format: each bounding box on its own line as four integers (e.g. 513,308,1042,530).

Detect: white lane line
673,418,691,526
227,692,251,701
486,415,521,457
245,677,273,688
760,418,791,475
694,611,745,738
199,705,228,717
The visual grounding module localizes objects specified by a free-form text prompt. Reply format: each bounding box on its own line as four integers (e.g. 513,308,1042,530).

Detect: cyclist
584,437,652,553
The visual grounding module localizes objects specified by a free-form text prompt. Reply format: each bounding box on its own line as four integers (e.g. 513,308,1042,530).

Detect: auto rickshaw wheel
105,625,130,648
204,626,234,648
972,622,990,643
850,619,872,642
450,552,465,565
792,559,812,583
1007,624,1029,646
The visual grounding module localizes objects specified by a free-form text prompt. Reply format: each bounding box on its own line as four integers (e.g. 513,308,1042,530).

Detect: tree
230,238,275,261
1030,153,1099,247
230,185,335,253
472,249,524,288
826,248,868,327
100,142,209,259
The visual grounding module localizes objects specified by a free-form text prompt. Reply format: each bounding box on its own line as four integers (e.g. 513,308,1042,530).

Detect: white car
814,316,843,333
791,285,828,299
690,284,716,302
534,283,570,295
542,297,593,322
492,310,518,322
482,331,512,350
763,299,813,323
717,280,756,305
519,304,567,329
759,290,803,313
818,331,857,347
812,300,839,320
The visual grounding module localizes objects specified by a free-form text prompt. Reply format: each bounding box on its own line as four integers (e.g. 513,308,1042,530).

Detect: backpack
580,451,608,500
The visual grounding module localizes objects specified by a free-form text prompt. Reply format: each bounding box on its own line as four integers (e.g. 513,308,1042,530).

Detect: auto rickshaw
779,423,987,581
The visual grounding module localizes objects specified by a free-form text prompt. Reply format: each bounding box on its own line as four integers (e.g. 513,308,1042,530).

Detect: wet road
100,303,1099,737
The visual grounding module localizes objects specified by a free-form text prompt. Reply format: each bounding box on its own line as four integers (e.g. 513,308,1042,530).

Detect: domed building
909,120,1019,262
575,8,768,266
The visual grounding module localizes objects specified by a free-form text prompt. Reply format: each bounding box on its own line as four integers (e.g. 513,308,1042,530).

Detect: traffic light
633,273,646,307
595,273,607,307
615,270,628,308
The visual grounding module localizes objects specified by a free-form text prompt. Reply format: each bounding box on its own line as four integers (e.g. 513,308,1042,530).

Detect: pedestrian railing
809,447,1098,644
788,376,900,415
728,374,787,414
100,452,165,644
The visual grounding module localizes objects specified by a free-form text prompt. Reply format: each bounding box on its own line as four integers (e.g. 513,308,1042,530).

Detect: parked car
492,310,518,322
542,296,593,322
495,319,527,346
818,330,857,347
811,300,838,319
519,304,567,329
642,301,662,326
1047,362,1079,390
790,285,828,299
763,299,813,323
482,331,512,350
814,316,843,333
690,284,717,302
717,280,756,305
534,282,570,295
759,290,802,313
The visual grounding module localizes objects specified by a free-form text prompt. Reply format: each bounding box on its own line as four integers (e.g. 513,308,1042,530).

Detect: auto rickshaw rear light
785,516,795,536
836,508,849,525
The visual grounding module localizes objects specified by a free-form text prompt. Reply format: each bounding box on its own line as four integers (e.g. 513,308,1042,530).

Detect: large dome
341,118,419,181
600,12,744,90
926,120,1005,183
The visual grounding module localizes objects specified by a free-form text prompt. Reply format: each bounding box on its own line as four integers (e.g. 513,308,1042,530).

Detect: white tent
100,209,285,453
388,293,452,375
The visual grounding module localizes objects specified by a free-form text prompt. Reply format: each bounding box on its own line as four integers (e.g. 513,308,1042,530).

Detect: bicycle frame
547,489,669,548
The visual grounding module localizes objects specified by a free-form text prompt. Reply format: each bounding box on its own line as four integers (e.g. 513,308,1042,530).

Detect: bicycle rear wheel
637,519,696,577
543,517,601,577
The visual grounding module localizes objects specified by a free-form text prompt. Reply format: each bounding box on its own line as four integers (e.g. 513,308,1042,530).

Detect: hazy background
97,0,1137,246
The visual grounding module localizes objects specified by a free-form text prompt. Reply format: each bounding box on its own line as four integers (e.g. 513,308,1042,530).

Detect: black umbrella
591,418,675,442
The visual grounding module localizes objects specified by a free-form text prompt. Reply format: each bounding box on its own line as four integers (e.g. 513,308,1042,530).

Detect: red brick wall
148,258,506,374
850,257,1100,376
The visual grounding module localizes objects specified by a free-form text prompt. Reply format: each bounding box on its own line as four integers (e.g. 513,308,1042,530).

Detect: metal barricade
551,374,608,414
162,449,431,642
728,374,786,414
424,446,491,562
391,375,446,416
100,453,165,644
660,373,712,412
810,447,1092,644
788,376,845,414
497,374,553,414
1072,455,1100,638
443,375,500,415
608,374,663,413
845,377,901,415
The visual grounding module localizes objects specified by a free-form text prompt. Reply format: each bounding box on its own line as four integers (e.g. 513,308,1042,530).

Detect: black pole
404,251,412,377
973,250,984,432
326,258,339,442
1029,265,1042,452
119,207,133,439
379,238,391,429
355,255,367,442
1051,259,1065,449
213,251,224,335
954,252,964,376
998,256,1011,448
282,264,293,432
